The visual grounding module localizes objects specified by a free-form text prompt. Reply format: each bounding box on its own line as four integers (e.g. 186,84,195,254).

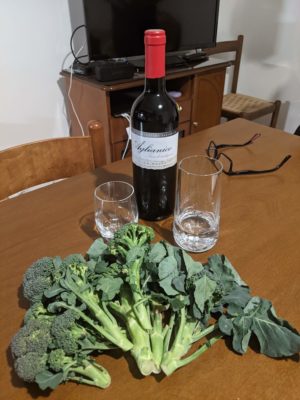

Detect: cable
70,24,89,65
120,113,131,159
67,38,88,136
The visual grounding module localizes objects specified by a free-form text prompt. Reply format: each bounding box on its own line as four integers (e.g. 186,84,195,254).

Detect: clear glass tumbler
173,155,223,252
94,181,138,239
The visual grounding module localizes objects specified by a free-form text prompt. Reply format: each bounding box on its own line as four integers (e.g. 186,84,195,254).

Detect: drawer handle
176,104,183,112
193,121,199,127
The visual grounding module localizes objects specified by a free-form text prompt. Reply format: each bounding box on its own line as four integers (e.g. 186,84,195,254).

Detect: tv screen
83,0,220,61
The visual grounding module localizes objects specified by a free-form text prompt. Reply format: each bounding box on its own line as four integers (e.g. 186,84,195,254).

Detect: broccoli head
24,302,53,324
14,352,48,382
50,310,87,355
11,319,52,358
48,349,74,372
109,223,154,260
23,257,57,303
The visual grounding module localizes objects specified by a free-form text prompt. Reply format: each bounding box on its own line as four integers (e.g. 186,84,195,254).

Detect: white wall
217,0,300,132
0,0,72,150
1,0,299,151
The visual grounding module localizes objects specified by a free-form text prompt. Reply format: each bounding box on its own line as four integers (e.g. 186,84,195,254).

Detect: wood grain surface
0,119,299,400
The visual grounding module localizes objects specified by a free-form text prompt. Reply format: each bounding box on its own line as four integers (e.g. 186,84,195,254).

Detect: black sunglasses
207,133,291,176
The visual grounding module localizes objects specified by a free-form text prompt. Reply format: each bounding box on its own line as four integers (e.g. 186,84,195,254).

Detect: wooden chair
206,35,281,128
0,136,95,200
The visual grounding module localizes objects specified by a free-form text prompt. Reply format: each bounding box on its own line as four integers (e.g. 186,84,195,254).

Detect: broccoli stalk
47,349,111,389
109,285,159,376
108,223,154,331
160,307,221,376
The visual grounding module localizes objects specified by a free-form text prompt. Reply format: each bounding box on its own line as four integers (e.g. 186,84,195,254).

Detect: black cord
70,24,90,65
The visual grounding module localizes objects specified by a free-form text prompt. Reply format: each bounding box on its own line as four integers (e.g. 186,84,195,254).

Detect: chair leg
270,100,281,128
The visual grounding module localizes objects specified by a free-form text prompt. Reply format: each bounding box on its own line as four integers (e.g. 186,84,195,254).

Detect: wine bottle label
131,128,178,170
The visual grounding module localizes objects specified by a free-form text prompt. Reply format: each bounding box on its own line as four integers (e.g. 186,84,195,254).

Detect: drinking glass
173,155,223,252
94,181,138,239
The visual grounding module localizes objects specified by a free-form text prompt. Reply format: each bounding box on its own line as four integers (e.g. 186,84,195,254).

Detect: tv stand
61,58,230,165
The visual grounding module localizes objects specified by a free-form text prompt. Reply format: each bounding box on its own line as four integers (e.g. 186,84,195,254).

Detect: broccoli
22,257,62,303
107,223,154,331
89,224,160,375
14,352,48,383
11,314,111,390
24,302,53,324
51,310,114,354
46,259,133,352
11,319,52,358
109,223,155,261
22,253,133,352
47,349,111,389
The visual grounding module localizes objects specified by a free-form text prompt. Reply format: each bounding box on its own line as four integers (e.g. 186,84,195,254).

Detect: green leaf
97,276,123,301
229,297,300,357
250,297,300,357
169,296,188,311
53,256,62,268
172,274,186,294
207,254,247,293
194,275,217,313
35,370,64,390
158,256,178,280
95,260,109,274
182,250,203,278
222,286,252,315
218,315,233,335
148,242,167,263
87,239,108,260
44,283,64,298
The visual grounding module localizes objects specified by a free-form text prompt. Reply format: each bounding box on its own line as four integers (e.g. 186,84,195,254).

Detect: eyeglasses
207,133,291,176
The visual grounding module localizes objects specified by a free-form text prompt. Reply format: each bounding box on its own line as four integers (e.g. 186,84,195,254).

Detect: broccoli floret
109,223,154,260
62,254,86,267
24,302,53,324
14,352,47,382
23,257,56,303
11,319,52,358
51,310,86,355
48,348,74,372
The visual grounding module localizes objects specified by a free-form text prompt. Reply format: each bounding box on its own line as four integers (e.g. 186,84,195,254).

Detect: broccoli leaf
158,256,179,296
182,251,203,278
207,254,247,293
87,239,108,261
194,275,217,313
35,370,64,390
148,242,167,263
225,297,300,357
97,277,124,301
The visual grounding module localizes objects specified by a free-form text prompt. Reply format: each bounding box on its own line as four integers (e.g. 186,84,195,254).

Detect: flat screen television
82,0,220,62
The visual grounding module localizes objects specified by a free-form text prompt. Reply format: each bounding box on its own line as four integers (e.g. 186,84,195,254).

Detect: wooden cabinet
62,60,229,165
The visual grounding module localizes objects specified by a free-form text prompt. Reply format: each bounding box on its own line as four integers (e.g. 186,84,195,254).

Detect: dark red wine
131,29,179,221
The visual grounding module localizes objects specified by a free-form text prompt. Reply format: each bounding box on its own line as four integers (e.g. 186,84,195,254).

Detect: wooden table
1,119,299,400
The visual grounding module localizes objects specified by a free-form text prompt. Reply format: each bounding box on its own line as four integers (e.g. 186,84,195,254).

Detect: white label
131,128,178,170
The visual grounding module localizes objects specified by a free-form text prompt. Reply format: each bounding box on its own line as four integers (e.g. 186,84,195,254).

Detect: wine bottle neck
144,30,166,79
144,77,166,92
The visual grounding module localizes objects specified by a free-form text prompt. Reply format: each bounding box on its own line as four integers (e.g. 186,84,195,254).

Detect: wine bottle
131,29,179,221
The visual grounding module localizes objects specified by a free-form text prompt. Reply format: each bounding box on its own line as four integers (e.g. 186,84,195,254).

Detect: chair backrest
0,136,95,200
205,34,244,94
